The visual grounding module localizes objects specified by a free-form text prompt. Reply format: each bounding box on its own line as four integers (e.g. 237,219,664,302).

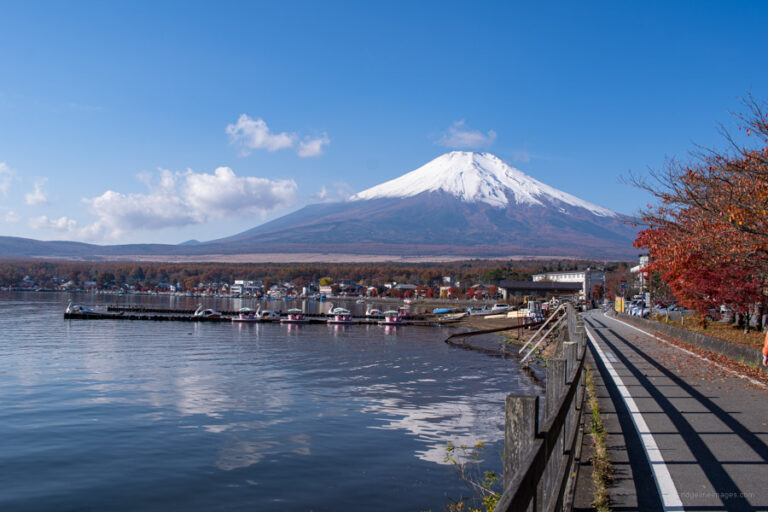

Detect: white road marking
605,351,617,363
586,323,685,511
604,313,768,391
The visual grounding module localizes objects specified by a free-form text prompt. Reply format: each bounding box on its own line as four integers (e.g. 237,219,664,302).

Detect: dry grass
653,313,764,350
585,366,612,512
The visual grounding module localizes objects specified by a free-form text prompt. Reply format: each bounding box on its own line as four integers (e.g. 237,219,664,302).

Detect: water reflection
0,292,541,511
361,390,507,464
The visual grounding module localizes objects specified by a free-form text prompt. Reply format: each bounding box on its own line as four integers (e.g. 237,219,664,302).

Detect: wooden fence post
544,358,566,509
563,342,577,382
503,395,540,492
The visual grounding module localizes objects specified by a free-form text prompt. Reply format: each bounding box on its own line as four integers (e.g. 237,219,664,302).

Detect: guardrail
494,304,587,512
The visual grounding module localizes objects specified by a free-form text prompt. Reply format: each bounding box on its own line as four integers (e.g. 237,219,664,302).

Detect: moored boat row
65,302,416,326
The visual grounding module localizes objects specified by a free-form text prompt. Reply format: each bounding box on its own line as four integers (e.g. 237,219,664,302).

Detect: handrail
518,303,567,354
519,312,566,365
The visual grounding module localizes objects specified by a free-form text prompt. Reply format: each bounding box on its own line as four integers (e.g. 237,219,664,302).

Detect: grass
443,442,500,512
586,366,612,512
653,313,764,350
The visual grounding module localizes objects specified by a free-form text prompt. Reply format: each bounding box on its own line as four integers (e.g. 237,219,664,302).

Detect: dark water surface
0,292,540,511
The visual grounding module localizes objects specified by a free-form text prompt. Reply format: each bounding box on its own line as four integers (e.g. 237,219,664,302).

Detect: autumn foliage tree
633,97,768,329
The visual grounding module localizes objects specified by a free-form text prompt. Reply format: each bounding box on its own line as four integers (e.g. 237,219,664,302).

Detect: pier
65,305,438,325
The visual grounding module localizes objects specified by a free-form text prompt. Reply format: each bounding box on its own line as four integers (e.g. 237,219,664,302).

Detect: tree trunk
744,312,751,334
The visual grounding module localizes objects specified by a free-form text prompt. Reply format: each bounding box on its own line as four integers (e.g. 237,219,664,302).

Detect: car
490,303,511,313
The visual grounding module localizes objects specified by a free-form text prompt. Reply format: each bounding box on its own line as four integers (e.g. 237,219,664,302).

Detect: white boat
280,308,310,324
378,310,406,326
365,306,384,317
194,304,221,319
437,311,468,323
64,301,105,316
255,305,280,322
232,307,259,323
327,303,351,315
65,301,96,314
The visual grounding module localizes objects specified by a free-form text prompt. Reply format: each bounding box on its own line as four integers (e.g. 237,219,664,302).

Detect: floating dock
64,305,437,325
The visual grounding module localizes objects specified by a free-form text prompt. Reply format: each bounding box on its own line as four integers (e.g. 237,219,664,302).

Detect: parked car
626,300,650,318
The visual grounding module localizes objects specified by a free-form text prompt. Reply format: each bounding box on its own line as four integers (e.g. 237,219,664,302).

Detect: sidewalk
575,310,768,511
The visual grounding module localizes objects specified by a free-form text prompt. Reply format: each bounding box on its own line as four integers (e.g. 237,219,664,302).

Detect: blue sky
1,1,766,244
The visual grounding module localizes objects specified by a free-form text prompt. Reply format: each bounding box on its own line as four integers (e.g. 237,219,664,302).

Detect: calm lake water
0,292,541,511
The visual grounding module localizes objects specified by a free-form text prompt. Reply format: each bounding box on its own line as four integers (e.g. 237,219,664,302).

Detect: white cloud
226,114,331,158
183,167,297,218
25,178,48,205
297,134,331,157
78,167,296,239
28,215,104,240
29,215,78,232
226,114,296,154
3,210,19,223
313,182,354,203
0,162,16,195
438,120,497,149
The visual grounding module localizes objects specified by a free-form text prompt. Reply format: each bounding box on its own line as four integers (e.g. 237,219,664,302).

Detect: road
583,310,768,511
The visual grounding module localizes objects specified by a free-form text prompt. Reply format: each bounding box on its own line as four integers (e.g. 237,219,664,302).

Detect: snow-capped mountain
210,152,637,259
0,152,639,260
351,151,615,217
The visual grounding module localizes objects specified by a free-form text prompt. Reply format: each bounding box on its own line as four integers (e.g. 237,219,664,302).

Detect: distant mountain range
0,152,639,261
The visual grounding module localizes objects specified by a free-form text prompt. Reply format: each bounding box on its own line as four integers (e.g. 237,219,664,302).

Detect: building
230,280,262,296
630,254,650,292
498,280,583,300
531,268,605,299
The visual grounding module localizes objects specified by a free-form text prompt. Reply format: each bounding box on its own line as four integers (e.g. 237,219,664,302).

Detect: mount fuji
208,151,638,259
0,152,639,260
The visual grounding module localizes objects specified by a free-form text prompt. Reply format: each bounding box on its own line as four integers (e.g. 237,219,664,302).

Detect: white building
230,280,262,296
630,254,650,292
531,268,605,299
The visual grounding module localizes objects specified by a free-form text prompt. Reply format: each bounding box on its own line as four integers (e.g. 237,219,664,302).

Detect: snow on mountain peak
350,152,616,217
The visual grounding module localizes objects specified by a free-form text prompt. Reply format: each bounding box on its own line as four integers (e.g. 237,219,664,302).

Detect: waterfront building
530,267,606,299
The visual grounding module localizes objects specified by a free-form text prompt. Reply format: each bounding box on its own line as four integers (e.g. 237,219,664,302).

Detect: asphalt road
583,310,768,512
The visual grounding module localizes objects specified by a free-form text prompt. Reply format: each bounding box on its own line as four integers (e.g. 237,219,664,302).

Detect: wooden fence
494,304,587,512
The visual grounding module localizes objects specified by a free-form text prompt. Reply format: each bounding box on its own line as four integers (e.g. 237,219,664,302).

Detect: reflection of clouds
216,439,281,471
359,384,506,464
213,429,312,471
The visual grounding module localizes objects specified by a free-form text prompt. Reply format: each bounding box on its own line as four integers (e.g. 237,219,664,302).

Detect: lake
0,292,541,511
